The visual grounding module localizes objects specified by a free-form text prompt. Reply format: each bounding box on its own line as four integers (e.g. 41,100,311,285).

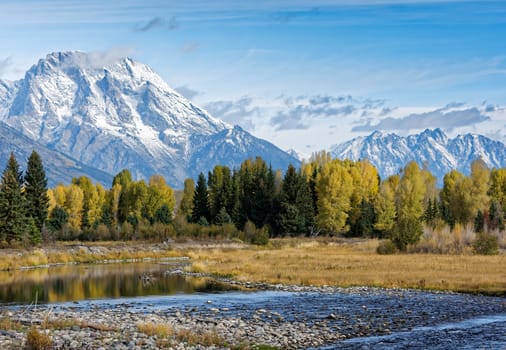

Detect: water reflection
0,263,232,304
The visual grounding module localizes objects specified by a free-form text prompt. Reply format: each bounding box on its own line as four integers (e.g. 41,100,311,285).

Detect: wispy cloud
85,47,135,69
175,85,201,100
181,42,200,54
271,7,320,23
270,94,385,131
0,56,12,77
134,16,178,32
352,106,491,132
204,96,261,130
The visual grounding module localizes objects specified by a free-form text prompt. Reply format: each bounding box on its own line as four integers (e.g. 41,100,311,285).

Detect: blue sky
1,0,505,155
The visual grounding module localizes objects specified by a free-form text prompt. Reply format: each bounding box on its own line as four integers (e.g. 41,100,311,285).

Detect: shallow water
1,262,505,349
0,261,233,304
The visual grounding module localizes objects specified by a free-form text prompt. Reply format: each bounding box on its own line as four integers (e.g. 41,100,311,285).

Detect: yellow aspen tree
489,168,506,208
109,184,122,228
470,159,490,216
145,175,175,220
374,176,398,234
53,184,67,207
47,189,56,213
178,178,195,221
64,184,84,231
316,160,353,234
393,161,425,250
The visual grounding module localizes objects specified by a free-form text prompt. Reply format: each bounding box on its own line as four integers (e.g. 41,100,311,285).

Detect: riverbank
0,238,505,295
1,285,505,349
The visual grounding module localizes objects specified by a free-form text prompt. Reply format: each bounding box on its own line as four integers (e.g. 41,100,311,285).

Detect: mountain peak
331,129,506,185
0,52,298,187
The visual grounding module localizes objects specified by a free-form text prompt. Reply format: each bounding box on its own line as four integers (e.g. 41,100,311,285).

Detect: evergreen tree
0,153,28,243
349,198,375,237
112,169,133,188
474,210,485,233
250,161,276,229
24,151,49,234
488,200,505,231
113,169,133,223
214,207,232,225
154,204,172,224
48,206,69,232
276,164,314,235
191,173,210,223
208,166,234,223
235,157,276,230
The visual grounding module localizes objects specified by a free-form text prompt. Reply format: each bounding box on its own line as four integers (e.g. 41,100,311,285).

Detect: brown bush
25,326,52,350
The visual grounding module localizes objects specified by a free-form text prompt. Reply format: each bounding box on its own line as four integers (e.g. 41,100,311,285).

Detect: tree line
1,150,504,250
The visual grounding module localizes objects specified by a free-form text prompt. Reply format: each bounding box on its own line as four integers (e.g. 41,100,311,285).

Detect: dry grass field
0,238,504,295
183,238,506,295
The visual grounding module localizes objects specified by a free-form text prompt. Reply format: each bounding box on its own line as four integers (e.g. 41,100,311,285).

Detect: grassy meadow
0,238,504,295
183,238,506,296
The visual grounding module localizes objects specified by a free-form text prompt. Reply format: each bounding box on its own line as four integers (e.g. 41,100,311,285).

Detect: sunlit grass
137,321,224,347
183,238,506,295
0,241,182,270
0,239,504,295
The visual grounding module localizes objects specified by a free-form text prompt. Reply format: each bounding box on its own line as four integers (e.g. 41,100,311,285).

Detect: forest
0,150,504,254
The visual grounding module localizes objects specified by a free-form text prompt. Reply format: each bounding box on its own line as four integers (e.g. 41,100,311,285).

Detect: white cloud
353,106,491,132
85,47,136,69
0,56,13,78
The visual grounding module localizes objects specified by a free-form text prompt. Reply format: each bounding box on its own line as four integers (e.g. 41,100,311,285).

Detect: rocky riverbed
1,281,505,349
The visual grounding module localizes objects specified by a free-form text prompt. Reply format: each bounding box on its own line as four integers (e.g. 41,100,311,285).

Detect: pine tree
0,153,28,243
191,173,210,223
208,166,234,223
276,164,314,235
154,204,172,224
24,151,49,234
214,207,232,225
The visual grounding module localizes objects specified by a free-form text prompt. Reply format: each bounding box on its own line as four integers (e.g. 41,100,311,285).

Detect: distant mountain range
0,51,299,187
331,128,506,183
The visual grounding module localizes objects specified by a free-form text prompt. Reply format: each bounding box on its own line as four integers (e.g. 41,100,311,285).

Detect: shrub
95,223,112,241
376,240,397,255
120,222,134,240
243,221,269,245
26,326,52,350
473,232,499,255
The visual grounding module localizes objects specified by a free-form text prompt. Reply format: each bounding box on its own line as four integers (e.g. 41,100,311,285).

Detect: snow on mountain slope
188,126,300,179
331,128,506,183
0,52,299,187
0,120,112,187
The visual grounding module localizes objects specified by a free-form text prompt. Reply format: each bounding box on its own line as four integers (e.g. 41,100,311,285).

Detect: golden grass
137,322,224,347
0,241,182,271
1,239,504,295
183,238,506,295
25,326,52,350
43,318,117,332
137,321,174,338
0,317,22,331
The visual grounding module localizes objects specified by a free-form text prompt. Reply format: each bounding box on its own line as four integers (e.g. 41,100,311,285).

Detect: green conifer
24,151,49,234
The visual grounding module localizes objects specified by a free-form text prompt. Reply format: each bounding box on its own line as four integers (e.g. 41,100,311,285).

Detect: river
0,261,504,349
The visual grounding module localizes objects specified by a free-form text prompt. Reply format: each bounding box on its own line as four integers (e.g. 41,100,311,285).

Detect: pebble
0,280,504,350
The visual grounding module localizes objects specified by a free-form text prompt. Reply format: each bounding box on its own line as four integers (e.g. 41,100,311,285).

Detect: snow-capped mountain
0,51,299,187
0,120,112,187
331,128,506,183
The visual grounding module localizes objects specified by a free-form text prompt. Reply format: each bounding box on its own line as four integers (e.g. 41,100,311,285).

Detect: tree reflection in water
0,263,232,304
